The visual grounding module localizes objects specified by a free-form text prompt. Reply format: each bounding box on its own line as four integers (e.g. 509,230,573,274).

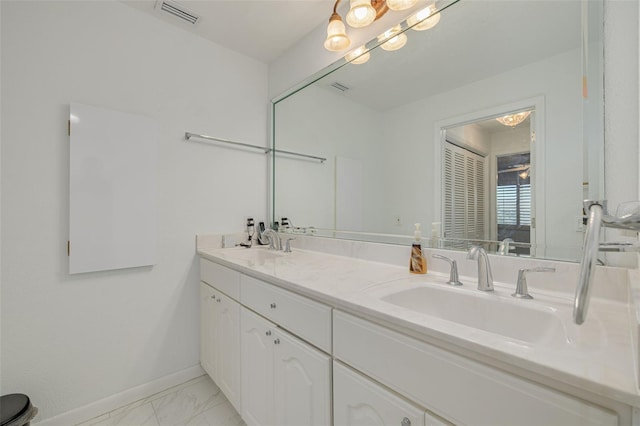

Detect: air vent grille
157,0,199,25
330,82,349,92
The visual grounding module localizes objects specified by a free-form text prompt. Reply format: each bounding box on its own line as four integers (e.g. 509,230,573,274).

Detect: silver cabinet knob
401,417,411,426
211,295,215,299
270,303,277,309
266,330,272,336
274,338,280,345
217,298,221,303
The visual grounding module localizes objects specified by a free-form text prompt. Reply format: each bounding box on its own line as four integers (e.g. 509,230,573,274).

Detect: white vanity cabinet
334,361,451,426
199,282,217,378
241,307,331,426
199,259,242,413
240,274,332,352
334,310,618,426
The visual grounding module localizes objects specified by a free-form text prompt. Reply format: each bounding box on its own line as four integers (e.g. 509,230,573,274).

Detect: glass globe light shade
495,111,532,127
407,5,441,31
324,16,351,51
345,46,370,64
386,0,417,11
346,0,376,28
378,26,408,51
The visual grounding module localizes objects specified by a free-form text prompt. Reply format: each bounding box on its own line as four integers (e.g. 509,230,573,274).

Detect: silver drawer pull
401,418,411,426
270,303,277,309
274,338,280,345
266,330,272,336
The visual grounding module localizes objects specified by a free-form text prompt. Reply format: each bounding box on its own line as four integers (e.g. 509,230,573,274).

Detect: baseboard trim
34,364,205,426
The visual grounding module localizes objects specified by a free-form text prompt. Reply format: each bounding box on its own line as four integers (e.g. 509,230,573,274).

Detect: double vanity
197,233,639,425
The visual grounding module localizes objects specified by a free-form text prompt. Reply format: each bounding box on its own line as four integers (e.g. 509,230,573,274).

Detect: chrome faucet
513,267,555,299
497,238,514,255
466,246,494,291
261,229,281,250
283,237,295,253
432,254,463,286
574,199,640,324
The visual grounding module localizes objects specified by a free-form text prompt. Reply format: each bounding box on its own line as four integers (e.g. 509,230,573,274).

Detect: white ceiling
314,0,582,110
122,0,333,63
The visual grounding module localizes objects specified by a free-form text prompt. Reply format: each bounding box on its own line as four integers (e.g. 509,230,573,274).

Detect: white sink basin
381,285,567,345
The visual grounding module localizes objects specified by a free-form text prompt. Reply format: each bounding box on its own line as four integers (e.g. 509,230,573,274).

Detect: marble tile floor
76,375,245,426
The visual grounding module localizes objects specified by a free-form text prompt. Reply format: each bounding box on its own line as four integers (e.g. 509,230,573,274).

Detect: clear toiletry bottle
409,223,427,274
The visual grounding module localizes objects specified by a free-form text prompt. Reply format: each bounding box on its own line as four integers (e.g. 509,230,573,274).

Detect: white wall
275,85,384,231
603,0,639,268
445,123,492,155
1,1,267,421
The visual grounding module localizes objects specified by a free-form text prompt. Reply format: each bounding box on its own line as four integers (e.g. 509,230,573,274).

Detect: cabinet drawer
334,310,617,426
241,274,331,353
334,361,426,426
200,258,240,300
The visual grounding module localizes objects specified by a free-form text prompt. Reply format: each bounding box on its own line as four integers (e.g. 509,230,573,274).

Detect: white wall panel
69,103,158,274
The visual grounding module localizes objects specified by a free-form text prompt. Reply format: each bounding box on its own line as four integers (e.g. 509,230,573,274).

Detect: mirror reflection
442,110,534,256
273,0,603,262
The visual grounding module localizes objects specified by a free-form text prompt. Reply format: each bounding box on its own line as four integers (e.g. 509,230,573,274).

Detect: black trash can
0,394,38,426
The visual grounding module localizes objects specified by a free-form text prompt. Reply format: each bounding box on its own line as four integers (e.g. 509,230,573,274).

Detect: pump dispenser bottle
409,223,427,274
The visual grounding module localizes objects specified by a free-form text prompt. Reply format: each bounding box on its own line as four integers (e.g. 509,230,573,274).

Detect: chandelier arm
371,0,390,20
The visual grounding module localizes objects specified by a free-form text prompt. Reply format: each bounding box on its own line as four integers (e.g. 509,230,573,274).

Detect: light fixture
407,4,440,31
346,0,377,28
496,111,531,127
323,0,420,54
345,45,371,64
324,1,351,52
378,25,407,51
386,0,417,12
519,168,530,180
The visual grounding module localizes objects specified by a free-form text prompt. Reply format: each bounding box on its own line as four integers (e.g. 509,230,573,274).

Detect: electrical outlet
394,215,402,227
245,217,255,231
575,215,585,232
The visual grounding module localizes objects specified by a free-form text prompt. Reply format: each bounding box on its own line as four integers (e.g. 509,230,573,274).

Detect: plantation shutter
443,142,487,246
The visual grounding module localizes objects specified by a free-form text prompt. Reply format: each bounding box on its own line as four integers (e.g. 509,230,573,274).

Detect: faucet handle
432,254,463,286
284,237,295,253
512,267,556,299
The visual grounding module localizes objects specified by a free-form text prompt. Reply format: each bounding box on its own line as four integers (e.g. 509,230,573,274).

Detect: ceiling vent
330,82,349,92
155,0,200,25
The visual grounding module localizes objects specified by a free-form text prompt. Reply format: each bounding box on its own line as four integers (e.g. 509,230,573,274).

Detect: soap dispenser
409,223,427,274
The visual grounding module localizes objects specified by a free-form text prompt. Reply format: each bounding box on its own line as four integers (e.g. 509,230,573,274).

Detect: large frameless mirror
272,0,604,262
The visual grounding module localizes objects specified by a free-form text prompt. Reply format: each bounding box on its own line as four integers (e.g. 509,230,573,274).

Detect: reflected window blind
497,183,531,226
443,142,488,245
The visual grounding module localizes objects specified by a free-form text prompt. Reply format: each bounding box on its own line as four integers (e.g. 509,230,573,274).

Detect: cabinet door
241,308,275,426
200,282,217,381
217,293,241,413
334,361,425,426
274,328,331,426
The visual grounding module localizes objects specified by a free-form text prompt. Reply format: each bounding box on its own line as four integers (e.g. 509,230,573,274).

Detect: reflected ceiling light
496,111,531,127
323,0,423,54
407,4,441,31
378,26,408,51
324,2,351,52
519,168,530,179
346,0,377,28
345,46,371,64
386,0,417,11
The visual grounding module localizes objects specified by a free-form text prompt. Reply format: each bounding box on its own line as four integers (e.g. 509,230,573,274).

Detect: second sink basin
380,285,566,345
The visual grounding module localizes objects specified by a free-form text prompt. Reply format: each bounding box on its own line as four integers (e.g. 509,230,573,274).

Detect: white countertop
198,244,640,407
